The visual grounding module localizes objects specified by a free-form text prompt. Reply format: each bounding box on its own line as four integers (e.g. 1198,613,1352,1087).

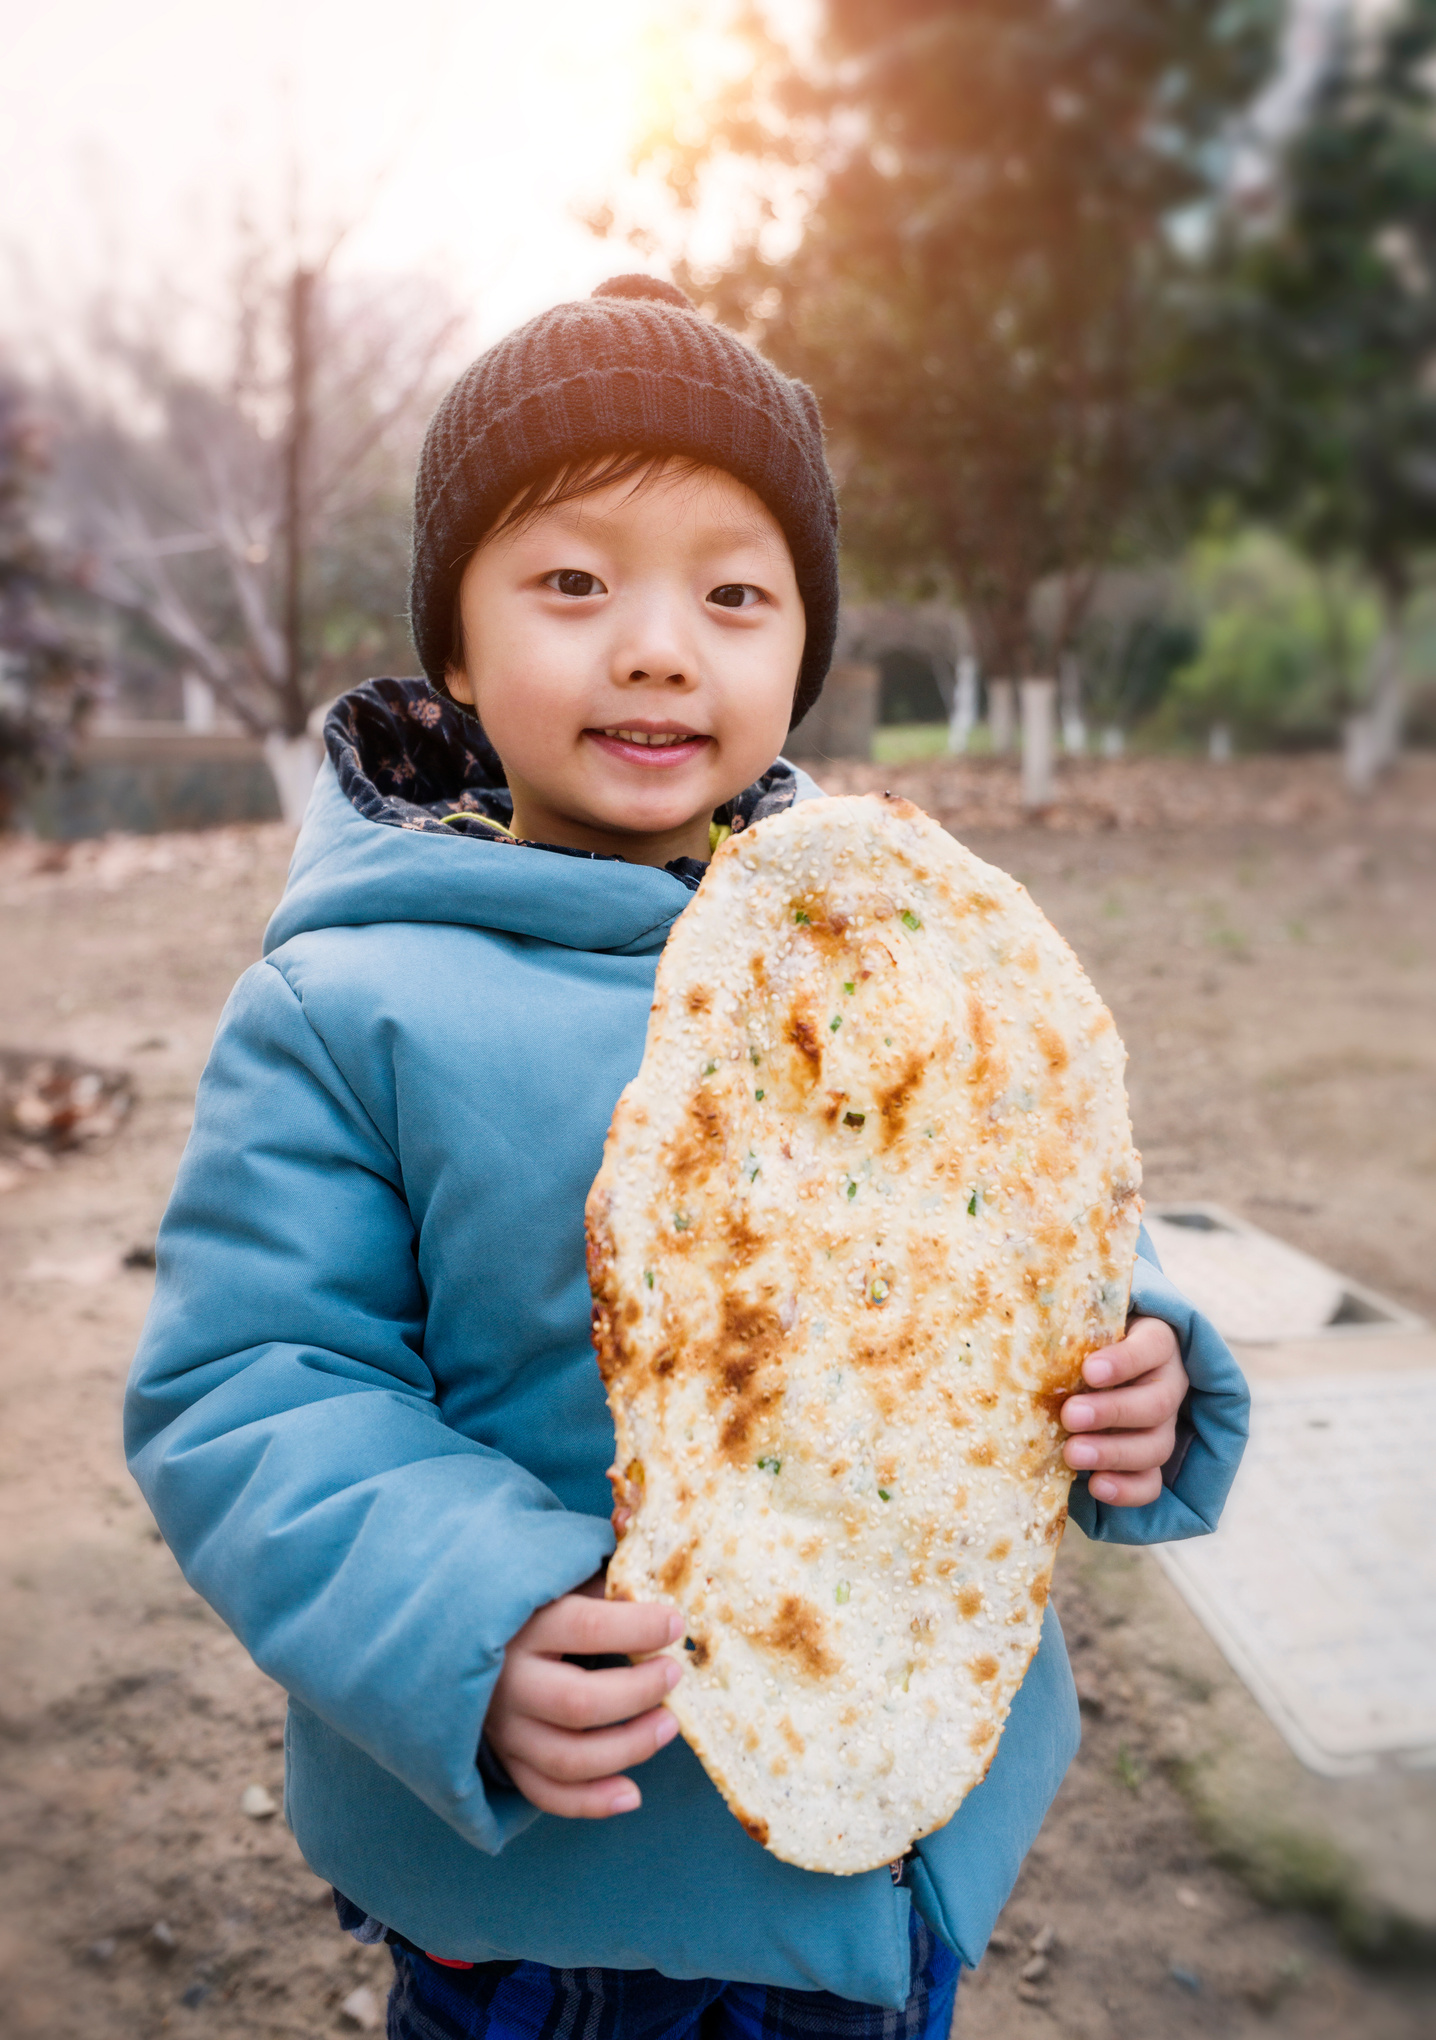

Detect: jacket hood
264,678,804,960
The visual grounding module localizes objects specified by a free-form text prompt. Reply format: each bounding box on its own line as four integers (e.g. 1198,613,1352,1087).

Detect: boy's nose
609,588,698,690
612,629,696,690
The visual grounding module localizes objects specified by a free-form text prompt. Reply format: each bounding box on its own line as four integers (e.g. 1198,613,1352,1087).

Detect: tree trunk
1344,590,1405,795
1058,649,1086,756
264,730,324,827
279,266,315,743
263,264,323,825
947,655,979,754
987,679,1016,754
1020,678,1057,807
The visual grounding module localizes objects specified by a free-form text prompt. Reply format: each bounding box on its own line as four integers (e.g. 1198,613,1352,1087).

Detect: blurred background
1,4,1434,2037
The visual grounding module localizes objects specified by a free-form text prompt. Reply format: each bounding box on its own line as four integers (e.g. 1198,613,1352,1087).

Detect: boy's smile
588,721,711,767
444,460,807,868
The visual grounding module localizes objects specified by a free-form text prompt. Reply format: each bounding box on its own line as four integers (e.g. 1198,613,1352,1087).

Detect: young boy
125,276,1248,2039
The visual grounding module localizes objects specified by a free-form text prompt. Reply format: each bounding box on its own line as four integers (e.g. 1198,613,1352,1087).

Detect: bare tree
46,219,465,816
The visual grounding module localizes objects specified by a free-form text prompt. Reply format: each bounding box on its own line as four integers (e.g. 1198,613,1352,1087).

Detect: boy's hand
1060,1315,1187,1507
485,1584,684,1818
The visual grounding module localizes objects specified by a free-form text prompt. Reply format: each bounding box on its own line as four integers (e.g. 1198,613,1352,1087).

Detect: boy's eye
708,583,763,610
545,569,606,597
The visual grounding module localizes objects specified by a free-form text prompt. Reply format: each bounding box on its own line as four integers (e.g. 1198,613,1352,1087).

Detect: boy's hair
410,277,839,732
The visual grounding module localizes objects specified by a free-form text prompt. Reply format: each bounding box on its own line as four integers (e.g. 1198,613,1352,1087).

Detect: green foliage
1157,530,1379,748
657,0,1279,669
1185,0,1436,601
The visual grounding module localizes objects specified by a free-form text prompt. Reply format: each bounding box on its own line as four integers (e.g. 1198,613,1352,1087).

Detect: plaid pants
380,1909,959,2040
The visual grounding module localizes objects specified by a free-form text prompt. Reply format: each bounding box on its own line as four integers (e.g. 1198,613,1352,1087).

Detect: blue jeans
381,1908,959,2040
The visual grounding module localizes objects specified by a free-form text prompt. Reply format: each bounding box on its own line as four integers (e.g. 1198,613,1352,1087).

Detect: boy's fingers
1081,1315,1180,1388
1087,1467,1163,1508
508,1652,681,1732
501,1753,644,1821
1064,1423,1175,1473
522,1593,683,1660
1061,1369,1184,1435
500,1704,679,1785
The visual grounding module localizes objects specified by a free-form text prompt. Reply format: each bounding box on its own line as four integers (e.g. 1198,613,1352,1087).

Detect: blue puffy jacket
125,681,1248,2008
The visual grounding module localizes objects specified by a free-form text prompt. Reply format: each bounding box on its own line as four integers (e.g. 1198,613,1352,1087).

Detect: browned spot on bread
689,1636,710,1668
877,1052,926,1148
957,1585,983,1619
762,1594,839,1680
969,1721,997,1749
786,1006,823,1073
987,1538,1011,1562
1031,1383,1072,1427
654,1090,729,1220
970,1655,999,1684
686,984,712,1015
1044,1505,1070,1544
1030,1576,1050,1607
706,1295,785,1459
787,896,853,952
584,1231,629,1387
964,992,1008,1109
743,1725,759,1753
967,1440,996,1468
723,1208,768,1269
659,1544,694,1593
738,1811,770,1845
779,1714,806,1756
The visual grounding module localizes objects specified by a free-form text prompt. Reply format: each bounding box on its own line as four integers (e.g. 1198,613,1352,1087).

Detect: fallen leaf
340,1984,381,2030
240,1783,278,1820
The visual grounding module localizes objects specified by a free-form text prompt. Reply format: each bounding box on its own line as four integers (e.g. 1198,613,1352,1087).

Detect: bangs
486,450,711,544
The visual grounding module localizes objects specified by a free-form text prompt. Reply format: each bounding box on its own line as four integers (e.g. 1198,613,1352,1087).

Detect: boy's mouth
587,726,712,766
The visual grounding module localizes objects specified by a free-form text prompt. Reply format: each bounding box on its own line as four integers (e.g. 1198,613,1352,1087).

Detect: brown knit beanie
409,276,839,730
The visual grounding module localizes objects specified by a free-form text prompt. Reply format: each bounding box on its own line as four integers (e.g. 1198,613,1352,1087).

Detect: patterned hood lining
324,679,799,891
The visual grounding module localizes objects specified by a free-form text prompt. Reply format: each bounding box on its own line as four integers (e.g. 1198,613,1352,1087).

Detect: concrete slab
1146,1204,1426,1345
1156,1369,1436,1777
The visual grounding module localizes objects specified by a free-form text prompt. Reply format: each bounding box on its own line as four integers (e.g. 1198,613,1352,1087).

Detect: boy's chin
590,799,717,843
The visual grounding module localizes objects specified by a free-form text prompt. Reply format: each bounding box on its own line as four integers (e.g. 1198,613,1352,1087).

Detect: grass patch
871,723,952,764
1173,1792,1436,1968
1115,1743,1147,1792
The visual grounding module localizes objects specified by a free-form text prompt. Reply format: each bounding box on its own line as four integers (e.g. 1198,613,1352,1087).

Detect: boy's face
445,461,806,867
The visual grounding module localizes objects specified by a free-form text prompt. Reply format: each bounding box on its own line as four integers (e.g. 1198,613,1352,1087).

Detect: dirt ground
1,755,1433,2039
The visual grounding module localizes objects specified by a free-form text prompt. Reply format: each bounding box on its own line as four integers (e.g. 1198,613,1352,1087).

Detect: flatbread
586,793,1141,1874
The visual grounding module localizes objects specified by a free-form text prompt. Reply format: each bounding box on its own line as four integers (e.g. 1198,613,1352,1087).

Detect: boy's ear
444,662,476,707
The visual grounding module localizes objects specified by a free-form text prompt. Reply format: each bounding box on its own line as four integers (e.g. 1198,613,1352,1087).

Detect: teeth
604,729,695,747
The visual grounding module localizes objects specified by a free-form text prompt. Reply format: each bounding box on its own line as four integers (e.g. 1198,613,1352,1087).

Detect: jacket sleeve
1066,1225,1249,1546
123,959,613,1854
